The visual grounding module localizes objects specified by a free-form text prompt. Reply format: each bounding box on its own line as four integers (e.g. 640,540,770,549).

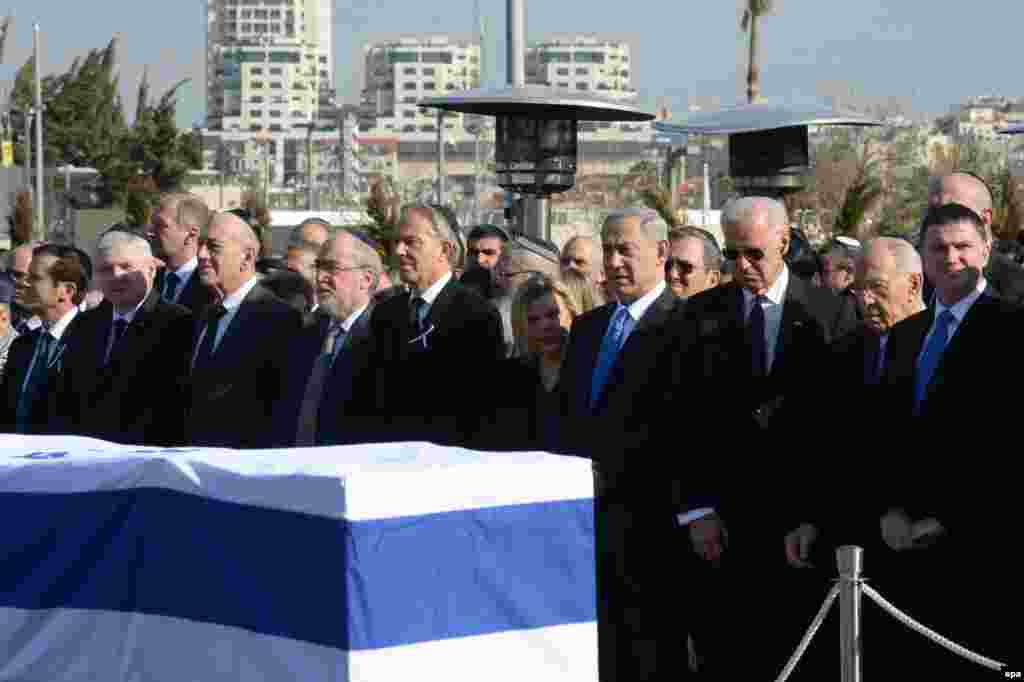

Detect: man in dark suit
51,230,194,446
348,204,504,447
0,244,88,433
149,193,218,313
554,208,688,682
869,202,1021,678
667,197,857,680
279,229,381,446
186,211,303,449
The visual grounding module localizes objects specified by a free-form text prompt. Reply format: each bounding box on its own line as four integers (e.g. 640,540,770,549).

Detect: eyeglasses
723,247,766,263
315,260,369,276
665,258,699,276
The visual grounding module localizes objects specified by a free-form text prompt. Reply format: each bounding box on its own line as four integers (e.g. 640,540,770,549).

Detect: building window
423,68,435,76
403,67,417,75
250,67,263,75
270,81,283,89
250,109,263,117
403,82,417,90
402,96,417,104
423,82,436,91
270,124,283,131
575,68,588,76
319,70,329,78
269,110,282,118
403,111,416,118
557,82,569,88
291,111,307,118
576,83,589,90
251,81,264,89
249,95,264,103
319,56,327,64
556,68,569,76
270,67,283,75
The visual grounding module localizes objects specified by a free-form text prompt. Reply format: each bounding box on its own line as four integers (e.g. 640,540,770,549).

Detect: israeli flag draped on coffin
0,435,597,682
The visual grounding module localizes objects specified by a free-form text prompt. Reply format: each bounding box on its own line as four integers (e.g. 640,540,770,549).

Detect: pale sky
1,0,1020,128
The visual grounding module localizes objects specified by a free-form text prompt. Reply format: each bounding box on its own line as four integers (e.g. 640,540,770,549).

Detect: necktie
749,295,768,378
106,319,129,364
914,310,955,413
410,296,428,333
16,332,54,430
590,305,635,409
163,272,181,302
864,336,882,385
296,322,346,445
193,305,228,373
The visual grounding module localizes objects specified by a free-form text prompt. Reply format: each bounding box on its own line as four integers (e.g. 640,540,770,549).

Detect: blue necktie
914,310,955,413
16,332,53,430
590,305,635,409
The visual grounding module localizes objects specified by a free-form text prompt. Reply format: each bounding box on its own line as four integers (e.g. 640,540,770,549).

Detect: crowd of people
0,171,1018,680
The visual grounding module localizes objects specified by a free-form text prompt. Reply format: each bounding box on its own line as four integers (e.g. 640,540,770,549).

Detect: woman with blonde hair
483,274,579,450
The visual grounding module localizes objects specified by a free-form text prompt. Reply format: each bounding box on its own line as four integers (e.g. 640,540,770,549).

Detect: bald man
926,171,1024,305
664,196,857,681
187,211,303,448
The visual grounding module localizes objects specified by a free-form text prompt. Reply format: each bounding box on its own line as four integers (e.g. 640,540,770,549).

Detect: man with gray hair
187,211,303,448
665,196,857,681
348,203,504,447
554,206,687,682
52,229,195,445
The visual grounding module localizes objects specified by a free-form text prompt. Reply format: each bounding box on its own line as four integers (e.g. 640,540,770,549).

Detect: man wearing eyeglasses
279,228,381,446
666,226,722,300
666,196,856,680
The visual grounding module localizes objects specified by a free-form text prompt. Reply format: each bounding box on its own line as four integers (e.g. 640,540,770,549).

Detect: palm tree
740,0,775,104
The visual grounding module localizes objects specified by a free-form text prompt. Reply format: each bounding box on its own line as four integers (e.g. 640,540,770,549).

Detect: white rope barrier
773,584,840,682
861,583,1006,672
766,546,1007,682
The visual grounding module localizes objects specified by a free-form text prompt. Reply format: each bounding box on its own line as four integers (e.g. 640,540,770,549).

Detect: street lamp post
255,128,272,208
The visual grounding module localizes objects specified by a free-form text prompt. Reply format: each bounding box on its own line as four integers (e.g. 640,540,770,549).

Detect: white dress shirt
166,256,199,304
919,276,987,362
21,307,78,393
742,265,790,375
623,280,667,325
412,271,453,311
193,274,262,363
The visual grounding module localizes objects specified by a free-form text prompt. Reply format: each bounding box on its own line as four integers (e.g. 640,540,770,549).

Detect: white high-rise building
359,36,481,141
204,0,337,186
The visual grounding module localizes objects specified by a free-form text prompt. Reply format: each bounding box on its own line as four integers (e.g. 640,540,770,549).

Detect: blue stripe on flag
0,490,594,650
345,498,596,650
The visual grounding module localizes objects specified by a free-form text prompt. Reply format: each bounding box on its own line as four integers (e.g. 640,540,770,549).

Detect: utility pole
33,23,44,240
436,109,446,206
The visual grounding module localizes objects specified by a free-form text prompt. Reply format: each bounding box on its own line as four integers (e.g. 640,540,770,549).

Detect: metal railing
775,545,1008,682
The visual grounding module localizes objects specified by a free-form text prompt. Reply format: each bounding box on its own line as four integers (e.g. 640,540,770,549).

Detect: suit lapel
773,276,811,378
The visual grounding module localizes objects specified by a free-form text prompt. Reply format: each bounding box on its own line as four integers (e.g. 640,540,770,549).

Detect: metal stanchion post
837,545,864,682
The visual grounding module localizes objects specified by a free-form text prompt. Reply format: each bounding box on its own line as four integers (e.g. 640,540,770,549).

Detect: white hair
861,237,922,276
602,207,669,242
722,196,789,233
96,230,153,260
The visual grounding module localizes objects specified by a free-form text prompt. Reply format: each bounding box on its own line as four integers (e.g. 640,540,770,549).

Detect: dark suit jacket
0,329,66,434
51,290,194,446
555,286,688,492
348,276,505,447
156,267,217,313
186,281,303,449
273,305,375,446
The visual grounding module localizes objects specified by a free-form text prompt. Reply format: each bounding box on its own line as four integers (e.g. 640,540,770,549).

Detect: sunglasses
723,247,767,262
665,258,698,276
